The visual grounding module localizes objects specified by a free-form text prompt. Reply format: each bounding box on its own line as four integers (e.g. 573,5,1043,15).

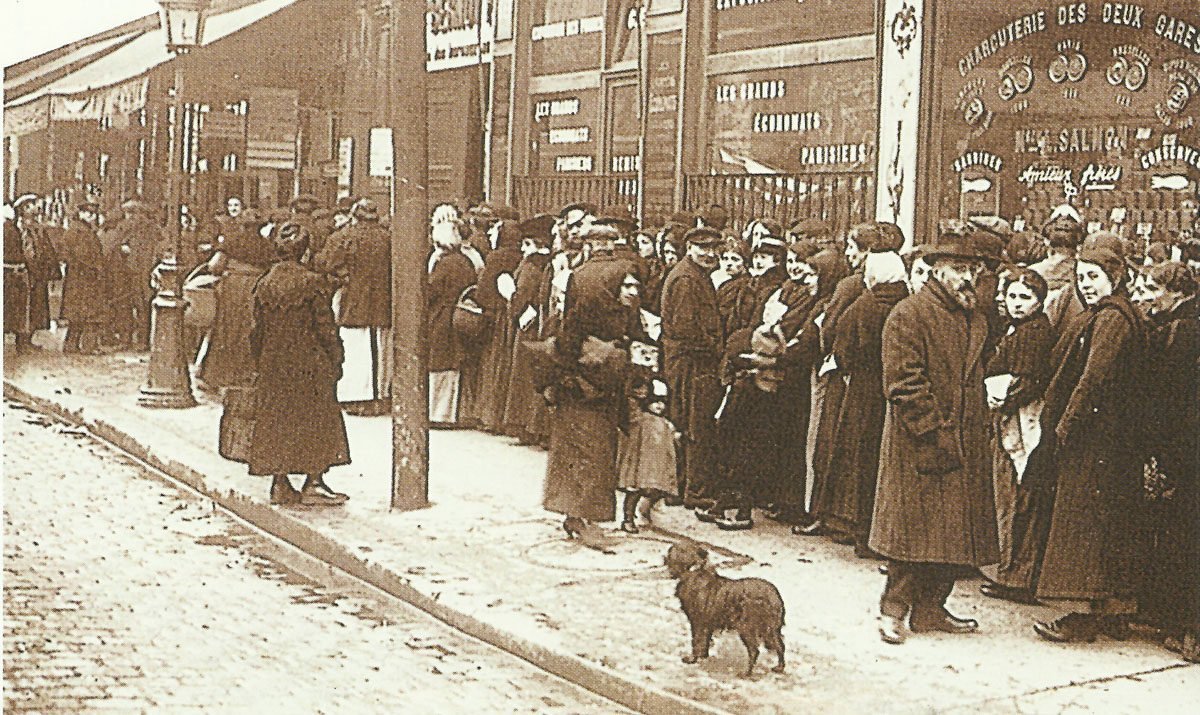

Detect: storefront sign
642,31,682,225
709,60,876,174
555,155,594,172
530,0,604,74
531,88,599,176
337,137,354,188
929,0,1200,228
369,128,393,178
711,0,873,54
548,127,591,144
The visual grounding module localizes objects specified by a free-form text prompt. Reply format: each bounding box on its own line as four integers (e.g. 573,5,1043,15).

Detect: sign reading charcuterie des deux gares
932,1,1200,232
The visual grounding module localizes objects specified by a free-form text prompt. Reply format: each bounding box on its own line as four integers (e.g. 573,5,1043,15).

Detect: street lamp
139,0,210,409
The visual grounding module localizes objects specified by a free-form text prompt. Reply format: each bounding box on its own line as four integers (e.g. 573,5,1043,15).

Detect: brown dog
665,542,786,677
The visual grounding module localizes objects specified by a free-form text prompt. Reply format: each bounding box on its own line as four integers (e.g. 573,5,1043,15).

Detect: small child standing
616,379,679,533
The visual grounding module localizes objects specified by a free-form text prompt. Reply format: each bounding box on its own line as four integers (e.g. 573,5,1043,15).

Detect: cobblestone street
2,400,627,714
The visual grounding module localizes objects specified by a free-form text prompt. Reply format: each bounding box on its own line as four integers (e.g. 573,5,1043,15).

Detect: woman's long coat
543,255,639,522
1035,295,1148,601
869,281,999,566
198,226,275,390
1138,296,1200,627
474,243,524,431
825,281,909,537
502,252,552,437
60,221,107,325
426,249,477,373
246,261,350,477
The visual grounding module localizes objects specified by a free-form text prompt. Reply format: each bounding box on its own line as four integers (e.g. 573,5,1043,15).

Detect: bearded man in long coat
869,222,999,645
660,227,725,508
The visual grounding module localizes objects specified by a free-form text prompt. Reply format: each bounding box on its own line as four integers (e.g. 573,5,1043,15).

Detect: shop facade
884,0,1199,243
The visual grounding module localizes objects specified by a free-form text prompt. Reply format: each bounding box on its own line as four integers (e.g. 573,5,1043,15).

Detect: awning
3,0,302,136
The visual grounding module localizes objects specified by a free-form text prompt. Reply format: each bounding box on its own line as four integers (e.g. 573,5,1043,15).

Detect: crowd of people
4,189,1197,659
424,200,1197,659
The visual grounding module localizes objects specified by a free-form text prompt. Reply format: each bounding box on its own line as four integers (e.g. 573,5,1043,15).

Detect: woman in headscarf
825,251,911,557
197,208,276,391
503,215,556,443
474,217,525,432
1132,261,1199,658
246,222,350,507
427,219,478,426
544,227,642,539
1032,244,1149,643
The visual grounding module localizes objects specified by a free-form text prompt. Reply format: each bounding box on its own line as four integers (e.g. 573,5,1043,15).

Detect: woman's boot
269,475,300,505
300,473,349,506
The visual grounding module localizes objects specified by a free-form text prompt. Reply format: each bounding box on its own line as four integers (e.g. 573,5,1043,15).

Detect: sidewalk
4,342,1195,714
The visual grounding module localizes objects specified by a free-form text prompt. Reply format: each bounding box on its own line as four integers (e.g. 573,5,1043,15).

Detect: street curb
4,380,732,715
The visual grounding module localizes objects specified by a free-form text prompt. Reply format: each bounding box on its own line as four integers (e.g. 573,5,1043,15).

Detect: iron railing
512,175,637,219
684,172,875,234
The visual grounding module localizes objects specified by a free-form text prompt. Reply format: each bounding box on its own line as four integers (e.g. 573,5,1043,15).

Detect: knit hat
1077,246,1126,287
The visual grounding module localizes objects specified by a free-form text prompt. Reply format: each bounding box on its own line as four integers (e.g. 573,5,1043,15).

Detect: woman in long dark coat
427,220,478,425
246,222,350,507
1134,262,1199,651
197,211,276,390
1033,246,1148,643
475,220,524,432
503,217,555,442
544,248,641,534
826,252,909,557
760,242,834,522
60,203,107,354
705,241,824,528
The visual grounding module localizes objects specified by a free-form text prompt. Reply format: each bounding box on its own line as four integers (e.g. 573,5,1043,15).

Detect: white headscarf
863,251,908,290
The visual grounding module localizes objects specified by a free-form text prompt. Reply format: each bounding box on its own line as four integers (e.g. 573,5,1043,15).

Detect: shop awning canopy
4,0,301,136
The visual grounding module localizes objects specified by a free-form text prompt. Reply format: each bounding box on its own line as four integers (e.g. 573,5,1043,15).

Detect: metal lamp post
140,0,210,409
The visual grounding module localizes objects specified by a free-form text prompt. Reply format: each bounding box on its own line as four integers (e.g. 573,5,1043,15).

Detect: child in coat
616,379,679,533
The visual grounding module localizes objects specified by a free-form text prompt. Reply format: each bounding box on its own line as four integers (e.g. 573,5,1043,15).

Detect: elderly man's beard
934,269,978,310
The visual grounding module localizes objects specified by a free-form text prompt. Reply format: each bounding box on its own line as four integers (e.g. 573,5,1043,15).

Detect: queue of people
5,188,1197,661
421,199,1196,661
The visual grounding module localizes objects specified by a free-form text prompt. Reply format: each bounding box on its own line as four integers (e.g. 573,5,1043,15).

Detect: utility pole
389,0,430,510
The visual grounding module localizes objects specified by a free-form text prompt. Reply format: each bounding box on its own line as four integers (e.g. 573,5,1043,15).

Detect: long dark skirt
503,328,543,440
1138,490,1200,630
758,376,811,510
811,374,850,529
995,442,1057,590
457,341,486,427
543,398,619,523
478,313,516,432
199,264,263,389
824,370,888,538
